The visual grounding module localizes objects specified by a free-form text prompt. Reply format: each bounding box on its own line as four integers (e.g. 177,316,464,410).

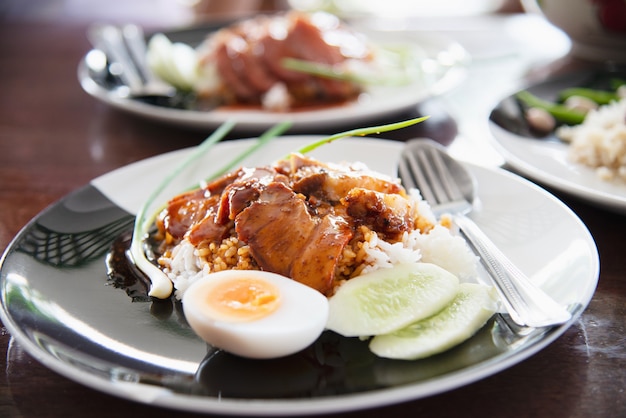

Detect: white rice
356,224,477,280
160,189,478,300
557,97,626,182
160,241,212,300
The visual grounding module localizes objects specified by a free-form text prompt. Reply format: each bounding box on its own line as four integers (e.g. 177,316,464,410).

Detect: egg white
182,270,329,359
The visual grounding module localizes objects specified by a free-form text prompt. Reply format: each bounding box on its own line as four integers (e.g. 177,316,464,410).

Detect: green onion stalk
295,116,429,155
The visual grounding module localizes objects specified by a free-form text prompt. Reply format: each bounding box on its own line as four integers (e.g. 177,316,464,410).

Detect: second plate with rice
488,68,626,214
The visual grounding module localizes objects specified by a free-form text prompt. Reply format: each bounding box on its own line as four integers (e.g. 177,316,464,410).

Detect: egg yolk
206,277,281,322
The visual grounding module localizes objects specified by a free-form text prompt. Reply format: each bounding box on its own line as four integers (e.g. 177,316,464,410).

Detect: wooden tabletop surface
1,1,624,417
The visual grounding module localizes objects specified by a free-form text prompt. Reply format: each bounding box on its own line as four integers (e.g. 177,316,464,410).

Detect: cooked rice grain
557,98,626,182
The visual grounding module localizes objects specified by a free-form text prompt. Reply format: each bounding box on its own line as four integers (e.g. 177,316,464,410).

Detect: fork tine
400,150,438,203
398,154,416,190
429,147,466,202
416,148,450,204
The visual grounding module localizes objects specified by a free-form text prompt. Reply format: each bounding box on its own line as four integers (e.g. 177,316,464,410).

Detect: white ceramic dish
78,27,468,133
488,69,626,214
0,137,599,415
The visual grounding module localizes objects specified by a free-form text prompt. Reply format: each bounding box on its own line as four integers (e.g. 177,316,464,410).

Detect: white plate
78,27,468,133
0,137,599,416
488,69,626,214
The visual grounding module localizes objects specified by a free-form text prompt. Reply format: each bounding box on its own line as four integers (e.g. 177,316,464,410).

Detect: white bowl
522,0,626,63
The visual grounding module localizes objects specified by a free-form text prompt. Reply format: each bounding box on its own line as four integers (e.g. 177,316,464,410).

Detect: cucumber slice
326,263,459,337
369,283,497,360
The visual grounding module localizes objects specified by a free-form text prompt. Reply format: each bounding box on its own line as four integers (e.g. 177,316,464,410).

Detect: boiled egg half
182,270,329,359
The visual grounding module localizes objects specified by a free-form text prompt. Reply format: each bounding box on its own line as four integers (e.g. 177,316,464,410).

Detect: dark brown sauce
105,231,175,319
105,231,150,301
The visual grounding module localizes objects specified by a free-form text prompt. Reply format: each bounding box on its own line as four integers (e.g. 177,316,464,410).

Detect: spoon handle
454,214,572,328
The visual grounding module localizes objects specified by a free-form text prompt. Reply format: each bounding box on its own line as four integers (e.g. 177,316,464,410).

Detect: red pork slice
205,170,240,195
287,13,344,66
290,162,405,202
215,39,257,102
215,167,287,223
260,14,310,82
188,211,232,246
235,18,278,94
290,213,352,294
235,183,312,277
235,182,352,295
342,187,414,241
160,188,216,240
285,13,359,99
283,153,404,196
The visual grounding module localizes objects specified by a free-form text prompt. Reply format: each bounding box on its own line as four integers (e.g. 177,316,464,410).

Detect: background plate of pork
78,12,469,133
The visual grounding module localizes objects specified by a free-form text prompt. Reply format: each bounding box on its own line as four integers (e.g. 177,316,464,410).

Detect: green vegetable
282,58,366,83
282,58,412,86
610,78,626,91
203,121,292,183
326,263,460,337
369,283,497,360
516,90,586,125
295,116,429,155
281,43,421,87
557,87,618,105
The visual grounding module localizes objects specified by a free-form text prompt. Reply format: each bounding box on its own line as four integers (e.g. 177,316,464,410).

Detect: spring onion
295,116,430,155
281,58,389,85
204,121,292,183
281,57,415,87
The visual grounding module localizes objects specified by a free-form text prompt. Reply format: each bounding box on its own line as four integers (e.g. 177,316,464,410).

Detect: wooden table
1,2,624,417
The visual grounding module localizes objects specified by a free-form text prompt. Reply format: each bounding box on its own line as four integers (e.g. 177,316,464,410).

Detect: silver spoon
87,23,175,99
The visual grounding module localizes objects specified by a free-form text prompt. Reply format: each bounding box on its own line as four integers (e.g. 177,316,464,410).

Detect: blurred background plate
78,24,468,133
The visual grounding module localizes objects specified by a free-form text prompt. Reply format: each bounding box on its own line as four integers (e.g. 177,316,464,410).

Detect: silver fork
399,139,572,328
